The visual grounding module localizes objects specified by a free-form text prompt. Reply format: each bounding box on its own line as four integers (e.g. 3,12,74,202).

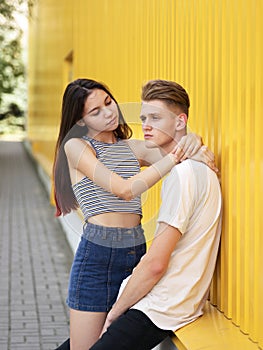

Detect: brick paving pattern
0,141,73,350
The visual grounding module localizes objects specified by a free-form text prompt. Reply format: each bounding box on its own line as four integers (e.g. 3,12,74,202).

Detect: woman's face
81,89,119,136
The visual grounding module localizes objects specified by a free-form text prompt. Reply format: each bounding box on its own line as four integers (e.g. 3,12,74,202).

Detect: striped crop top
72,136,142,220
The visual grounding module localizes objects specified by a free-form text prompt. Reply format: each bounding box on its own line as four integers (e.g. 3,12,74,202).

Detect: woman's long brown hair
53,78,133,216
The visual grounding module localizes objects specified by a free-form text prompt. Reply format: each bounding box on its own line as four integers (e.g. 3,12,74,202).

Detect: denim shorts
67,222,146,312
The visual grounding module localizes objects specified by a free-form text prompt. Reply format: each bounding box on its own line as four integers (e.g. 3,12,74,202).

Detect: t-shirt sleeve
157,163,196,234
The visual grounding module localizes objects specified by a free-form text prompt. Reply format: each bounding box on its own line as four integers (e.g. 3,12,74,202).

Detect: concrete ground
0,141,73,350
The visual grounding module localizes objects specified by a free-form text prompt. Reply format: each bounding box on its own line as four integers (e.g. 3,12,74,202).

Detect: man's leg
54,338,70,350
90,309,171,350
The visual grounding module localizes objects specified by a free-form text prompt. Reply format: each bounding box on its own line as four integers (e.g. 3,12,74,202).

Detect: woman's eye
90,109,100,116
105,99,112,106
152,115,159,120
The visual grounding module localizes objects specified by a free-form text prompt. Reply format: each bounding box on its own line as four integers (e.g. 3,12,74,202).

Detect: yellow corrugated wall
27,0,73,174
28,0,263,347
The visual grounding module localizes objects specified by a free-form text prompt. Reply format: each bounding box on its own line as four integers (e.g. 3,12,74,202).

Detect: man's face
140,100,178,152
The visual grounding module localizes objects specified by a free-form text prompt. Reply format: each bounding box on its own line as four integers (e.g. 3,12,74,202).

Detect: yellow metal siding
28,0,263,347
28,0,73,170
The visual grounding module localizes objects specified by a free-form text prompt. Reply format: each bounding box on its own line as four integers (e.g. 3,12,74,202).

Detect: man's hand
100,308,120,337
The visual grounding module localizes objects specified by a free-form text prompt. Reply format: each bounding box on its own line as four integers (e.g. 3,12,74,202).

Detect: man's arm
101,223,182,334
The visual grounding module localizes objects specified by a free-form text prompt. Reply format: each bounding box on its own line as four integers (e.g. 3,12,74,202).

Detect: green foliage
0,0,26,105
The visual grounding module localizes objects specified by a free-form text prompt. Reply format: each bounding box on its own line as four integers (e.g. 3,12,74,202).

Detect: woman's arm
127,133,202,166
129,134,218,172
65,138,178,201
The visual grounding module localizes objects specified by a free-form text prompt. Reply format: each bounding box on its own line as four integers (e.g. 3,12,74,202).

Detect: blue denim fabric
67,223,146,312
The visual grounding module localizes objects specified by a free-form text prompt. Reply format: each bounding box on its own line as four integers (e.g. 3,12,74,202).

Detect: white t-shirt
119,160,222,331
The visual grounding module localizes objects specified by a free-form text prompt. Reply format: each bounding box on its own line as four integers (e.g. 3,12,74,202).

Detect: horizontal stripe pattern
72,137,142,220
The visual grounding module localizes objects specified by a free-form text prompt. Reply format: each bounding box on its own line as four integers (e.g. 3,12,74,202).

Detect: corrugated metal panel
28,0,263,346
254,1,263,344
28,0,73,165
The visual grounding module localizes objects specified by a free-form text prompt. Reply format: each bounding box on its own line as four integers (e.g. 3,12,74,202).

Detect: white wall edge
23,140,81,254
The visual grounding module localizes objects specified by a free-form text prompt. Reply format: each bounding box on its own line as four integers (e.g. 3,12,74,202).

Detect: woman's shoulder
125,138,149,151
65,136,88,148
124,139,144,158
64,137,94,158
124,139,162,165
123,138,143,145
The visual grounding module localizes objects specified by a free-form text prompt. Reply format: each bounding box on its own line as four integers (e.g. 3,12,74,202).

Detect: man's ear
176,113,187,130
76,118,85,126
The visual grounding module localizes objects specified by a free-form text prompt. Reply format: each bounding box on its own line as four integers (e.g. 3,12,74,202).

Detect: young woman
53,78,215,350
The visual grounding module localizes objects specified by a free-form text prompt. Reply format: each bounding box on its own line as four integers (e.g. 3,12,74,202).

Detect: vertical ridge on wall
234,0,242,327
228,0,236,325
243,0,253,334
253,0,263,343
219,0,231,317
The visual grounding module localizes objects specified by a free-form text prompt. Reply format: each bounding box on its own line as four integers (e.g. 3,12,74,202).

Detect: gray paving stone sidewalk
0,141,73,350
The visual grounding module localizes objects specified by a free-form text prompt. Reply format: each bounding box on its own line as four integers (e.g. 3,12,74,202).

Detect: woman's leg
70,309,107,350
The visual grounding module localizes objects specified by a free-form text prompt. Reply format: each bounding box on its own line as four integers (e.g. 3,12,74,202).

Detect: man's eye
152,115,159,120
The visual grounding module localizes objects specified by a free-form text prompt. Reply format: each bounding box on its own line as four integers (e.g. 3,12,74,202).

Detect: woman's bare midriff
88,212,141,228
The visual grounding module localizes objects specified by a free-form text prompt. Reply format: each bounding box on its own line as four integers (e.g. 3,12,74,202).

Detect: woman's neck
86,131,117,144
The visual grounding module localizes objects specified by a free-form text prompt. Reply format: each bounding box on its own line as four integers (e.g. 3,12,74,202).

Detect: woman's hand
188,145,218,172
173,133,202,161
172,134,218,172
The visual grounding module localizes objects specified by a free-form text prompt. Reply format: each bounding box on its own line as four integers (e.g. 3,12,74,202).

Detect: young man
90,79,222,349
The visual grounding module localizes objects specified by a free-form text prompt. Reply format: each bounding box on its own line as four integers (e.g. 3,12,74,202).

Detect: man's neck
159,133,186,156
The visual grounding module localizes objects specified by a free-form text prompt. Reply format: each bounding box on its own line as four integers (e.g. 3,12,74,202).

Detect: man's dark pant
90,309,171,350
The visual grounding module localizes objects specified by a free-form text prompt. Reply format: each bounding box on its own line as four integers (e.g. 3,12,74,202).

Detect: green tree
0,0,26,106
